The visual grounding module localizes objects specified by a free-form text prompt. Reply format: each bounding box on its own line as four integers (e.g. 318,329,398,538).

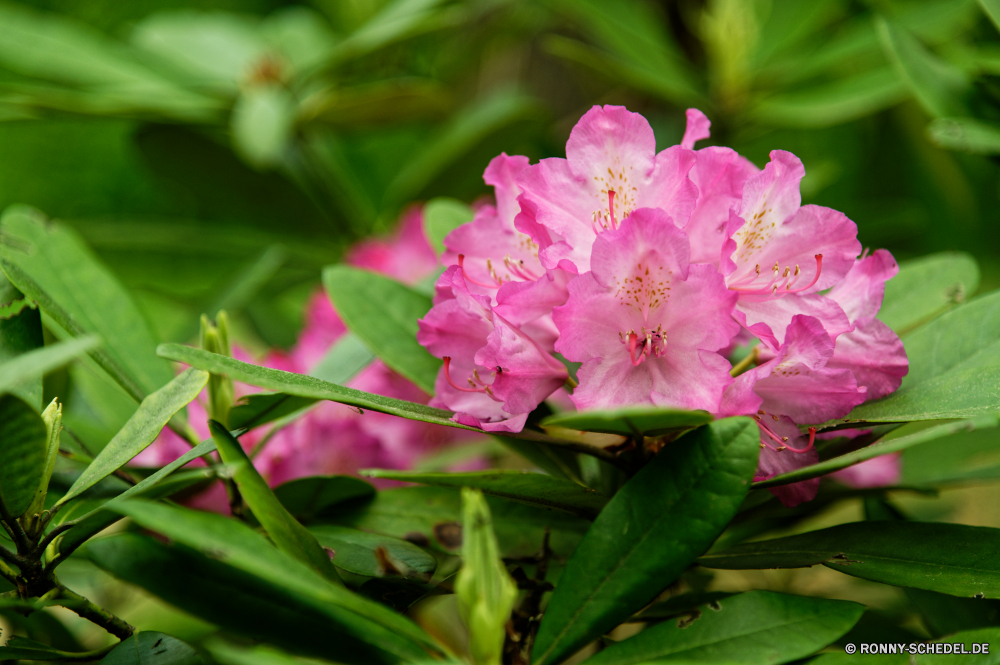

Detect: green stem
55,584,134,640
729,346,760,377
0,558,17,585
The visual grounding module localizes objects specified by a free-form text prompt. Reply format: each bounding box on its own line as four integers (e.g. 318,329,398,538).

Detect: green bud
24,398,62,523
201,312,235,427
455,488,518,665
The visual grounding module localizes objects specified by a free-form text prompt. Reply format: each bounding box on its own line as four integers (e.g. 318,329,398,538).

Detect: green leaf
0,272,44,410
361,469,607,520
103,501,445,662
308,524,437,579
492,436,584,484
901,421,1000,486
531,418,760,665
323,265,438,393
847,288,1000,423
456,488,518,665
699,521,1000,598
328,0,449,66
232,85,297,169
274,475,376,522
100,631,202,665
209,421,342,585
918,627,1000,662
928,117,1000,155
541,406,712,438
0,335,99,396
423,197,473,257
0,637,112,662
58,369,208,506
584,591,864,665
0,394,48,518
310,331,375,383
330,485,589,559
982,0,1000,32
0,206,174,396
26,398,62,518
228,392,317,431
877,17,970,118
879,251,980,333
157,344,469,431
57,440,217,556
755,415,1000,489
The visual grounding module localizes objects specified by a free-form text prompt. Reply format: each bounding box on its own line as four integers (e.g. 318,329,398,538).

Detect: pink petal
734,292,851,351
685,147,753,266
829,453,901,488
826,248,899,326
681,108,711,149
348,205,438,285
755,416,820,507
827,318,908,401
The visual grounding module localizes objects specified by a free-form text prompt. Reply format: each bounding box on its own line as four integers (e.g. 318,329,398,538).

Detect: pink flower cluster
417,106,909,506
138,208,480,507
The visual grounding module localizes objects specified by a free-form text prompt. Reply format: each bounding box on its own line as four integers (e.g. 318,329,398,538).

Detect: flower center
442,357,498,395
729,254,823,299
619,326,666,366
753,409,816,454
592,186,633,234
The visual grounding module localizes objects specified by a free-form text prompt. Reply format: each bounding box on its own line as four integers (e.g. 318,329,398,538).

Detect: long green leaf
0,336,99,395
531,418,760,665
699,521,1000,598
361,469,607,519
322,265,438,393
847,289,1000,423
928,117,1000,155
106,501,445,662
584,591,864,665
755,415,999,489
209,421,343,585
0,272,44,409
0,206,174,395
273,475,376,522
0,394,48,518
879,251,979,333
100,632,202,665
308,524,437,579
541,406,712,438
58,369,208,506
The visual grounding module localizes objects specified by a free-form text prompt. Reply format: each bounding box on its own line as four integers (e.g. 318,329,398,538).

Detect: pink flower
722,151,861,350
824,249,909,401
516,105,697,274
418,266,567,432
552,207,738,411
347,205,439,285
830,453,902,488
720,315,867,507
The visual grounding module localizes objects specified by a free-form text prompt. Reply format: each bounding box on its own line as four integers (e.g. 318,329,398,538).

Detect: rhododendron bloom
721,151,861,350
553,208,738,411
418,266,567,432
516,105,697,274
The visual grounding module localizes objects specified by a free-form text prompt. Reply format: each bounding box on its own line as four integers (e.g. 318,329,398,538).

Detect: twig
0,559,18,585
0,509,30,555
55,584,134,640
35,522,76,556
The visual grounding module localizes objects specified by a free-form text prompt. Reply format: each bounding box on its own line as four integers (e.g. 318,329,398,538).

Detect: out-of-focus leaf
232,85,297,169
84,532,444,664
541,406,712,438
100,632,202,665
262,7,338,74
493,436,584,485
755,415,999,489
917,628,1000,663
455,488,517,665
545,0,701,104
984,0,1000,31
699,521,1000,598
847,289,1000,422
928,117,1000,154
309,524,437,579
879,251,979,333
0,206,174,396
131,11,267,94
228,392,316,431
274,476,376,522
0,336,99,396
387,91,538,205
877,17,970,118
57,369,208,506
749,68,907,128
362,469,607,519
0,637,110,662
309,331,375,383
209,421,342,585
0,3,217,120
0,394,48,518
322,265,438,393
902,423,1000,486
423,197,473,257
327,0,449,66
303,79,450,129
0,272,43,409
330,485,589,558
585,591,863,665
531,418,760,665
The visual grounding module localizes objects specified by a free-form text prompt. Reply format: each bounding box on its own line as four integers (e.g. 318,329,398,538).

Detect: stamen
608,189,618,230
729,254,824,298
442,357,486,393
627,331,646,367
781,427,816,454
457,255,502,289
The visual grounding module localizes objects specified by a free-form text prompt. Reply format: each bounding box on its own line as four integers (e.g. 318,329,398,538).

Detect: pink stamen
782,427,816,454
442,357,486,393
730,255,824,297
626,332,646,367
457,254,501,289
608,190,618,230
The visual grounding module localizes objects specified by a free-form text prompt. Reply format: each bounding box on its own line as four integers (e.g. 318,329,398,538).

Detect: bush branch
55,584,134,640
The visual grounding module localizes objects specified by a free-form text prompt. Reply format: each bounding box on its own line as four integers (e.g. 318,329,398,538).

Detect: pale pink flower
552,207,738,411
516,105,697,274
830,453,902,488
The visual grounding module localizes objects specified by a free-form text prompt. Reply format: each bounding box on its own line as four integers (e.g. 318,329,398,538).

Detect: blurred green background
3,0,1000,656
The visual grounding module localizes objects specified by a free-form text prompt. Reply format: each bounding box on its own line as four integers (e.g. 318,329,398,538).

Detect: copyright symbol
845,644,857,654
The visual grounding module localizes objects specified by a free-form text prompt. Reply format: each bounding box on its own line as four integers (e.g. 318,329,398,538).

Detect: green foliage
0,393,48,518
532,418,760,665
309,524,437,579
100,632,203,665
541,406,713,438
